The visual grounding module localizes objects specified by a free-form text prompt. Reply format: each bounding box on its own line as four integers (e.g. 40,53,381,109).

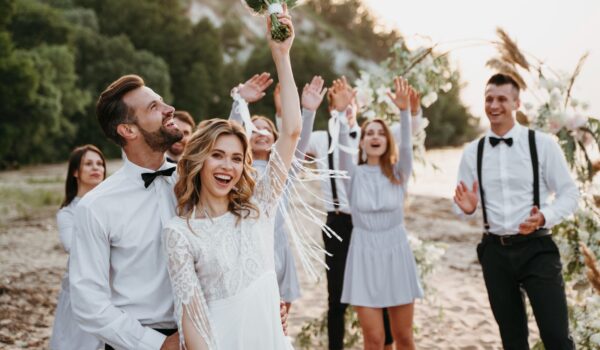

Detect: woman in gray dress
338,77,423,350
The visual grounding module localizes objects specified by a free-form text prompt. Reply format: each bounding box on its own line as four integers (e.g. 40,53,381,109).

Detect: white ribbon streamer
230,87,270,138
327,110,359,155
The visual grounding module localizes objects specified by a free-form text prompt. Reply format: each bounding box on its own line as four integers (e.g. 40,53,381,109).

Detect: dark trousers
105,328,177,350
323,212,393,349
477,234,575,350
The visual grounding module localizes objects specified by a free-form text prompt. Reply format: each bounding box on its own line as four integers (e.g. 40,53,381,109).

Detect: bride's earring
361,146,367,162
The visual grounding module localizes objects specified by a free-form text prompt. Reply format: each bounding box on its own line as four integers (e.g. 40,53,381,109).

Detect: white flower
355,87,374,110
421,91,438,108
523,102,534,111
590,333,600,346
578,230,590,244
362,110,376,120
376,86,390,104
581,102,589,110
566,113,588,130
440,82,452,93
550,88,563,104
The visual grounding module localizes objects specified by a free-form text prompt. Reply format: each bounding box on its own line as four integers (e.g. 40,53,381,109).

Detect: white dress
50,197,103,350
163,153,293,349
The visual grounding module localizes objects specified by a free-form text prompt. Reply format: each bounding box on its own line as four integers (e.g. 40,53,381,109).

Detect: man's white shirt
69,157,177,349
454,123,580,235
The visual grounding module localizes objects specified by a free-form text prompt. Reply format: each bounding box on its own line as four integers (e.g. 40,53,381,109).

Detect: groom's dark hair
487,73,520,96
96,75,145,146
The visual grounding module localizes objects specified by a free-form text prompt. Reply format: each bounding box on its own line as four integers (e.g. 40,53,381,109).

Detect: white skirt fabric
50,274,103,350
208,272,293,349
274,228,301,302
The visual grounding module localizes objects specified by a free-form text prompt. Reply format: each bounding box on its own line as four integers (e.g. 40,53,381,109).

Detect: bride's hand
267,4,294,61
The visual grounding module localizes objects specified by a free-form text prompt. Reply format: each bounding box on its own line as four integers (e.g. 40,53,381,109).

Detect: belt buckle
500,235,512,246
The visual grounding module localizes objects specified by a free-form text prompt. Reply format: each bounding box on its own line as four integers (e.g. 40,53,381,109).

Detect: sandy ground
0,148,542,349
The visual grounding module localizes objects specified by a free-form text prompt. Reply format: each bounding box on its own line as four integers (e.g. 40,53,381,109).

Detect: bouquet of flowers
354,39,456,121
241,0,298,42
354,39,457,164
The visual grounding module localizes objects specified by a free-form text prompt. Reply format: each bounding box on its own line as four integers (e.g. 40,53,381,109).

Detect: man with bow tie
68,75,183,350
453,73,579,350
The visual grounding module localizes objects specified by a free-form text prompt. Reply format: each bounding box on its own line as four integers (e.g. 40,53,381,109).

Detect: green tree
71,27,171,157
8,0,70,49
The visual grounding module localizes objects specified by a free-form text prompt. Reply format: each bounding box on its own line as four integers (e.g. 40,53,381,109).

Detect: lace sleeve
163,227,217,350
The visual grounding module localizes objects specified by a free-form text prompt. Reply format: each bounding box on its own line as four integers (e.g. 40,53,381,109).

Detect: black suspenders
327,133,340,212
476,129,539,232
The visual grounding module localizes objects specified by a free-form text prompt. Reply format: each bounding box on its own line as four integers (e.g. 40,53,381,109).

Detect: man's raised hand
453,181,479,215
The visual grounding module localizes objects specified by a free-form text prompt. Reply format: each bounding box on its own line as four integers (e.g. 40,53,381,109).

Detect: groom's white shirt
69,157,177,349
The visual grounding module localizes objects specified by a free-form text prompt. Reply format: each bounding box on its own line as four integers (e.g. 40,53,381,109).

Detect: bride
162,8,300,350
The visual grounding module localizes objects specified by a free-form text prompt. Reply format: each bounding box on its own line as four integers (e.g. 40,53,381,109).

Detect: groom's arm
69,204,167,349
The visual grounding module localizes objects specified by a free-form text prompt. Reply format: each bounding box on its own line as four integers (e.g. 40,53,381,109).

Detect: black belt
327,211,351,217
483,228,550,246
105,329,177,350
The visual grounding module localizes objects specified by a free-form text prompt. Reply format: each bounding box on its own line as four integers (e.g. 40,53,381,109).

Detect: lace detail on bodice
166,212,275,302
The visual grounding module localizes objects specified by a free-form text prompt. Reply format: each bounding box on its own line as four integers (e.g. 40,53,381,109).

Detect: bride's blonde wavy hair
174,119,259,223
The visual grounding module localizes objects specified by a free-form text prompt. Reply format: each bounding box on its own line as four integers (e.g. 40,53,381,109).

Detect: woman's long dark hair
60,145,107,208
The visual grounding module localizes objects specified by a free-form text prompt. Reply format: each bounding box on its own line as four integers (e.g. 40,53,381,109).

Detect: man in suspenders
453,74,580,349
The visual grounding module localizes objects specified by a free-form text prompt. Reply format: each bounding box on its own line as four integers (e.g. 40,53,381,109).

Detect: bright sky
363,0,600,123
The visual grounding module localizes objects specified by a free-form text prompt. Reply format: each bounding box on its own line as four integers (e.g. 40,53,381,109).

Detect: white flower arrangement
353,39,456,164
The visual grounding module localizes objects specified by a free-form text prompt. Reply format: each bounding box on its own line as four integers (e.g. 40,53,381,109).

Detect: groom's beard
137,123,183,153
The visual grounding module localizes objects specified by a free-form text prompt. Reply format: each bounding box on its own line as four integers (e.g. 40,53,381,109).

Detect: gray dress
339,110,424,307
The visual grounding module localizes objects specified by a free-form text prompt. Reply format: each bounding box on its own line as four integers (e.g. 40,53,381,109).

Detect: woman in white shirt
50,144,106,350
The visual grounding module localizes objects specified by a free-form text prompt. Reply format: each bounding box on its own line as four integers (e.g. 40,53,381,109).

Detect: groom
453,73,579,349
69,74,182,350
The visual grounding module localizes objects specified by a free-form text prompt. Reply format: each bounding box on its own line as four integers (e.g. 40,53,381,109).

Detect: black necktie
489,136,513,147
349,131,358,139
141,167,176,188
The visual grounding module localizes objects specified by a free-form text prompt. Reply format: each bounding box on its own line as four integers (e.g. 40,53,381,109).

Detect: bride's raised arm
257,5,302,206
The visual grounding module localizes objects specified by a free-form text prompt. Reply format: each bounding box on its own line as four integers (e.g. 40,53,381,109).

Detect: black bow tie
489,136,513,147
141,167,176,188
349,131,358,139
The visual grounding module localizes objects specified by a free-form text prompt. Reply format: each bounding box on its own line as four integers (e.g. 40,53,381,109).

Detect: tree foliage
0,0,477,168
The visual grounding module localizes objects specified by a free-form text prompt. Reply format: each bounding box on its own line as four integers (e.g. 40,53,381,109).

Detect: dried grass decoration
241,0,299,42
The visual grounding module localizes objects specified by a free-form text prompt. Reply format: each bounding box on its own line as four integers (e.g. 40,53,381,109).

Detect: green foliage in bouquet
242,0,298,42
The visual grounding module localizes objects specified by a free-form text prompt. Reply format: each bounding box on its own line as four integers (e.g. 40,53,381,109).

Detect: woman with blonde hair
162,8,301,349
338,77,424,350
50,144,106,350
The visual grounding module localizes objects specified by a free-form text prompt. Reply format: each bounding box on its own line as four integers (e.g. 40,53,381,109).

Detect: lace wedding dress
163,151,293,350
